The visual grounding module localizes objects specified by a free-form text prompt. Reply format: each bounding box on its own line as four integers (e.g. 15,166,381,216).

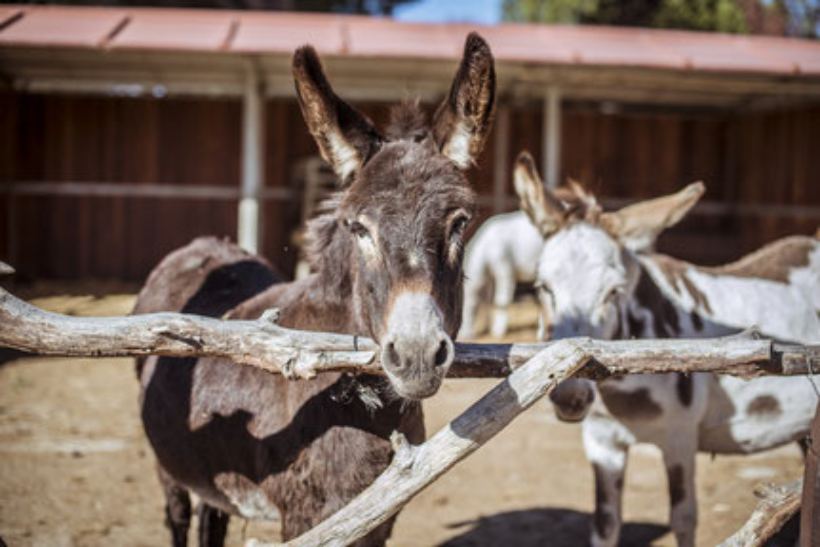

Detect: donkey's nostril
386,341,401,369
434,340,450,367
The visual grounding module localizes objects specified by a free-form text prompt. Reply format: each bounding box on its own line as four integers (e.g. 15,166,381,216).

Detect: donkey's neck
622,253,736,340
231,223,361,335
229,274,356,334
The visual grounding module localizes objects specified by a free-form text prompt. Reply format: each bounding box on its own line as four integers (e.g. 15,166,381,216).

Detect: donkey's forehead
343,141,474,214
539,223,623,280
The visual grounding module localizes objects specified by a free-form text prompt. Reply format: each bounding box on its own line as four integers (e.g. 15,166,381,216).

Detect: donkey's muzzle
381,292,454,400
549,378,595,423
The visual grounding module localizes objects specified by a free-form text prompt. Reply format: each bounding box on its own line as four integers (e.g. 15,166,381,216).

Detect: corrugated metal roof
0,6,128,48
1,4,819,77
232,12,348,53
110,9,235,51
0,6,23,26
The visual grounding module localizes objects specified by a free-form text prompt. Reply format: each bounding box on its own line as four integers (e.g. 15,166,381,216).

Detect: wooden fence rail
0,280,817,546
1,286,817,380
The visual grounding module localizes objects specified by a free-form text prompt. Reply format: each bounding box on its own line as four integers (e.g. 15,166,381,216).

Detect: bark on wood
718,481,803,547
1,287,817,379
0,287,379,379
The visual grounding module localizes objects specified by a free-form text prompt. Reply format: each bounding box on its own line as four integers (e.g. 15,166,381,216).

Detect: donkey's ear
432,32,496,170
513,151,566,236
293,46,383,185
601,182,705,252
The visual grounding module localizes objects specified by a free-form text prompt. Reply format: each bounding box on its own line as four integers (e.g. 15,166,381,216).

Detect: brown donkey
134,34,495,546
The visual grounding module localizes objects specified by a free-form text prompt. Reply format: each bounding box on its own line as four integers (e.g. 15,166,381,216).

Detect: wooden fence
0,279,817,546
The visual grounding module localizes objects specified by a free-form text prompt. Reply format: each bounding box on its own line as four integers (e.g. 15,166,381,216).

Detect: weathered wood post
802,403,820,546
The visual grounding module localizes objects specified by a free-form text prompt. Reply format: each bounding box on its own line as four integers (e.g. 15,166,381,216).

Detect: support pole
542,86,562,189
238,61,265,254
492,103,510,214
801,403,820,546
6,195,17,269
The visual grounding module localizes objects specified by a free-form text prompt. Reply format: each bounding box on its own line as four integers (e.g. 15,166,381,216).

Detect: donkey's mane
302,193,350,301
385,101,429,142
555,181,602,225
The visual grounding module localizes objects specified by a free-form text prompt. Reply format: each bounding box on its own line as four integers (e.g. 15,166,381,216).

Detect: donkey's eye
347,220,370,239
535,282,554,299
449,214,470,240
604,287,623,304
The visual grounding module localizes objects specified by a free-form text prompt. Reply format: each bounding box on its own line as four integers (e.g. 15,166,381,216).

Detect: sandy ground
0,293,806,546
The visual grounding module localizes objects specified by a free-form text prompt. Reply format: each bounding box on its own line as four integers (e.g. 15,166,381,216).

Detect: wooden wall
1,92,240,280
1,92,818,282
558,104,820,264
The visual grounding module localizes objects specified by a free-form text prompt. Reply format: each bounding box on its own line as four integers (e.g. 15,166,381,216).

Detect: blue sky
393,0,503,25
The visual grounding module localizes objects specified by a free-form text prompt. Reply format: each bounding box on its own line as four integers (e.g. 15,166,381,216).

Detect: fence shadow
0,348,32,367
440,507,668,547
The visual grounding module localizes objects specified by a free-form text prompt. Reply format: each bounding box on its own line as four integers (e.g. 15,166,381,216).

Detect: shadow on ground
440,507,668,546
0,348,32,367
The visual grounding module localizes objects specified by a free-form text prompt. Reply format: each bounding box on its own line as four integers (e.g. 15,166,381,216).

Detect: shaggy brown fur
136,33,495,547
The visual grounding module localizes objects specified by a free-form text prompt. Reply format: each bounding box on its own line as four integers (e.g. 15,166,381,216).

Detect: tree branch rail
1,283,818,547
1,286,816,380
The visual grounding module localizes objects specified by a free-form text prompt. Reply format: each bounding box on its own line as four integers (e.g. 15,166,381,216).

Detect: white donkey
459,211,543,338
512,151,820,547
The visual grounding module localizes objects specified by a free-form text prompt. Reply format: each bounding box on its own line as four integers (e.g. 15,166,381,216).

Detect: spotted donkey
134,34,495,546
512,151,820,547
459,188,582,339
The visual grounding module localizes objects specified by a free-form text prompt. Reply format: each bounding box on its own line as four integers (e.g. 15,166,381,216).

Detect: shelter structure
1,5,819,279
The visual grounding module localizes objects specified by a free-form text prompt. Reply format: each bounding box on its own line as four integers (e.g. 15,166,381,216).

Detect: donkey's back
460,211,543,338
133,236,279,375
464,211,544,283
133,236,277,317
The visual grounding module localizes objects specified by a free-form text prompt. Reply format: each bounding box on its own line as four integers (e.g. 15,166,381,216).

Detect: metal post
238,61,265,254
542,86,562,189
492,103,510,214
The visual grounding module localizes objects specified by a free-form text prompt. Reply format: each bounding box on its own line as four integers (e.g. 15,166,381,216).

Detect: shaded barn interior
2,93,818,281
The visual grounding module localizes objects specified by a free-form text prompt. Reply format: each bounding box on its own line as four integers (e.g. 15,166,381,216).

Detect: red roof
1,4,819,76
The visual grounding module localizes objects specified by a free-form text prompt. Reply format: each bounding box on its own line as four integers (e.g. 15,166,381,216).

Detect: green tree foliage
502,0,817,37
502,0,600,24
653,0,748,32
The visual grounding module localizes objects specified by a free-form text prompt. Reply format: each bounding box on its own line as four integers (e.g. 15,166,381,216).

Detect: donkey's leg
661,437,698,547
458,272,483,339
583,422,628,547
158,466,191,547
197,503,230,547
489,262,515,338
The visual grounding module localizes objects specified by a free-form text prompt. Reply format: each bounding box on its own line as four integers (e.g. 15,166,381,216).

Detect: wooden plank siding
1,92,818,281
1,93,241,280
558,104,819,265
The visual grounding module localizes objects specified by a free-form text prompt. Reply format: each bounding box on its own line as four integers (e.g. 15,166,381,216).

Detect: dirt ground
0,292,806,546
